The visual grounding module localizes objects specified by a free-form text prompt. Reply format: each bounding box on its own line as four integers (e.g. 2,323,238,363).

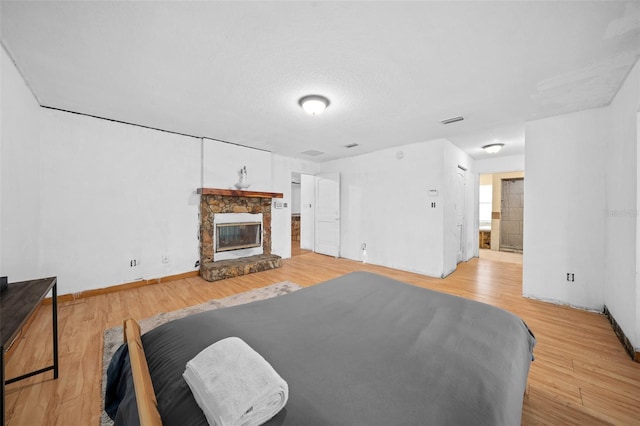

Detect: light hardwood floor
479,248,523,264
4,253,639,425
291,239,311,257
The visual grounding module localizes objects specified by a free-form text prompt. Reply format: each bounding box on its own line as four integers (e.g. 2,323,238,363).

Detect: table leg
52,283,58,379
1,346,5,425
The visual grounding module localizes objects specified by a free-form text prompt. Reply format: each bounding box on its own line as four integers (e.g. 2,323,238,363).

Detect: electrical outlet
566,273,574,282
162,255,169,264
130,259,138,267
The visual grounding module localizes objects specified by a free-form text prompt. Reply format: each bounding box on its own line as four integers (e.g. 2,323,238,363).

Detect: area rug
100,281,302,426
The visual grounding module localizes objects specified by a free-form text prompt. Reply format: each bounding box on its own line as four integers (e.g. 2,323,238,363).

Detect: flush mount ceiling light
482,143,505,154
299,95,330,115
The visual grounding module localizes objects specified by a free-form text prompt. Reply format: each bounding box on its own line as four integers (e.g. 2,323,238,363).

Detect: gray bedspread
106,271,535,425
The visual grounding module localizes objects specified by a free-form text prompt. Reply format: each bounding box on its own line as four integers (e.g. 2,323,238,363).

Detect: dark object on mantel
0,276,7,293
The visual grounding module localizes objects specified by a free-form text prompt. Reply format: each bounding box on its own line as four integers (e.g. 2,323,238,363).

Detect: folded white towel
183,337,289,426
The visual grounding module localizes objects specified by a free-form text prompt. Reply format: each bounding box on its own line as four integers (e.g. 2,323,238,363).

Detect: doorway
477,171,524,257
290,173,303,257
290,172,341,258
500,178,524,253
290,172,312,257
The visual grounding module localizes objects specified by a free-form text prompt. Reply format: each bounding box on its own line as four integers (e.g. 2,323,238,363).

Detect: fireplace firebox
216,222,262,252
212,212,264,261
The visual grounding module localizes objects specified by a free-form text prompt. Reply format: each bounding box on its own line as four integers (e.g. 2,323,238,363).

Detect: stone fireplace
198,188,283,281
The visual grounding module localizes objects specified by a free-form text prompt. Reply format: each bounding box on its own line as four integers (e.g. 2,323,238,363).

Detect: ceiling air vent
301,149,324,157
440,116,464,125
345,143,359,148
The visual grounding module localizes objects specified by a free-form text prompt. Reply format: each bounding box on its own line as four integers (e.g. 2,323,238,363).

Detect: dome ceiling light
299,95,330,115
482,143,505,154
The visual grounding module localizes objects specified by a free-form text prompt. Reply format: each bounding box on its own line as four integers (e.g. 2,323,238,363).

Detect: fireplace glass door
216,222,262,252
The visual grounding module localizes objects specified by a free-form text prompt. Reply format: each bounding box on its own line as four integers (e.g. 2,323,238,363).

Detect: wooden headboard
123,318,163,426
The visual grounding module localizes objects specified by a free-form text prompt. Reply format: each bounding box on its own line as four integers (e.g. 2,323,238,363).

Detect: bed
105,271,536,425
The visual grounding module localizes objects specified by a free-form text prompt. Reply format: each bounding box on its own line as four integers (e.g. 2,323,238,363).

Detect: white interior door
314,172,340,257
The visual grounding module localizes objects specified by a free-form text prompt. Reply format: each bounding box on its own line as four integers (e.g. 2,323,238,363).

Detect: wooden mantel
197,188,283,199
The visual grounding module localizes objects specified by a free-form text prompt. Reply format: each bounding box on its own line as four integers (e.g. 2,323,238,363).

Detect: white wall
320,139,475,278
36,112,297,295
605,58,639,350
1,46,43,281
524,59,640,351
523,107,607,311
475,154,524,174
2,49,318,294
202,139,272,191
38,109,202,294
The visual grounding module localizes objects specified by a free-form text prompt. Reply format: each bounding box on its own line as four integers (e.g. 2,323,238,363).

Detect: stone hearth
198,188,283,282
200,254,282,282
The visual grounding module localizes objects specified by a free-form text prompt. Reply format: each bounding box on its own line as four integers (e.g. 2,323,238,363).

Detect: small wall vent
345,143,359,148
440,116,464,125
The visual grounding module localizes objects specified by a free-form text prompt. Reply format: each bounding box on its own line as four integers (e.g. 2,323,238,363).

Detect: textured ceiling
2,1,639,162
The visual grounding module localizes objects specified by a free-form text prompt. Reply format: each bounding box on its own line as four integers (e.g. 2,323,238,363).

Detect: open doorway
479,175,493,249
500,178,524,253
290,171,341,258
478,171,524,259
290,172,312,257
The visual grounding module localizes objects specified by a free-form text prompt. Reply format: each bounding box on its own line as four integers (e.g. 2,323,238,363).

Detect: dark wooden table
0,277,58,425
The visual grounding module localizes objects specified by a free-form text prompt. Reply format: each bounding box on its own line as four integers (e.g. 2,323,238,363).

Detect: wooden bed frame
123,318,163,426
121,318,530,426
